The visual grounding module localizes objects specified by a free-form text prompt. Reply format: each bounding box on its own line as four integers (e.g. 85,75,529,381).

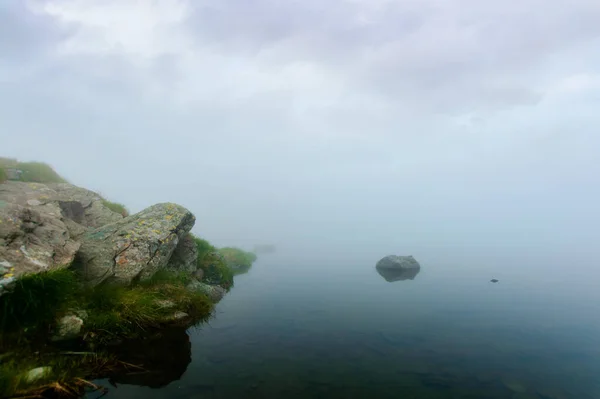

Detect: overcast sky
1,0,599,258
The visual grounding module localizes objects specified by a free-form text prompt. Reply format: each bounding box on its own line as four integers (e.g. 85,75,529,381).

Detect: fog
1,1,599,265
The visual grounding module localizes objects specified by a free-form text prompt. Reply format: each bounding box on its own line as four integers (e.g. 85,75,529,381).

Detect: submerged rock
376,255,421,270
76,203,196,286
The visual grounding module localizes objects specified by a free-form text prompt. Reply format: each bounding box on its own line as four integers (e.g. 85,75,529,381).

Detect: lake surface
91,250,600,398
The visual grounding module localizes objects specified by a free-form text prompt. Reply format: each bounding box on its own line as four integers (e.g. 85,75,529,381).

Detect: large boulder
76,203,196,286
376,255,421,270
0,203,80,283
0,181,124,290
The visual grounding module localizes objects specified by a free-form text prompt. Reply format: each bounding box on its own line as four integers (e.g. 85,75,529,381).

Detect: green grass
0,351,120,398
0,268,212,344
0,269,79,336
219,247,257,270
0,158,67,184
0,268,214,396
15,162,67,183
82,269,212,342
189,234,234,289
0,167,6,183
101,199,129,217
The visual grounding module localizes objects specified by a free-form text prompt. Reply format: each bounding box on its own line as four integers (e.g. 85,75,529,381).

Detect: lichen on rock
76,203,196,286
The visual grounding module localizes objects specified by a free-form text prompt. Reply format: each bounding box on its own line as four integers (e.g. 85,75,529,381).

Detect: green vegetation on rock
0,168,6,183
0,269,79,336
0,267,213,397
219,247,258,275
190,234,234,289
0,158,67,183
0,351,117,398
101,199,129,217
0,268,212,345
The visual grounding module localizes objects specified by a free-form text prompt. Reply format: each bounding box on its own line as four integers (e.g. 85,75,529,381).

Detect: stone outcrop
76,203,196,286
0,181,126,288
0,180,230,310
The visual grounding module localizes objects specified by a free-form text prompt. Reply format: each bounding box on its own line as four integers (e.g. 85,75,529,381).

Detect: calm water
91,250,600,398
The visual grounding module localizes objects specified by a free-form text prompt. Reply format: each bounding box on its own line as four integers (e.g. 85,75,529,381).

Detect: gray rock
187,279,226,303
167,233,198,273
76,203,196,286
0,181,125,287
51,314,84,341
0,203,80,279
376,255,421,270
25,366,52,383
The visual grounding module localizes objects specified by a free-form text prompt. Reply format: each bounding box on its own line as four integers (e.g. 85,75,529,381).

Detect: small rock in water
490,279,499,283
25,366,52,383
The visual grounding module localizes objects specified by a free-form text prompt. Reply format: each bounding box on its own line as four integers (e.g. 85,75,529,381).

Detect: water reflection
376,266,420,282
106,327,191,388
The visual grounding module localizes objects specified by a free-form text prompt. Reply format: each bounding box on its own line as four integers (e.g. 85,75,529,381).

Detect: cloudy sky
1,0,599,258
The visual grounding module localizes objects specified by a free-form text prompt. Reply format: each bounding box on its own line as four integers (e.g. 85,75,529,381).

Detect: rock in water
376,255,421,270
77,203,196,286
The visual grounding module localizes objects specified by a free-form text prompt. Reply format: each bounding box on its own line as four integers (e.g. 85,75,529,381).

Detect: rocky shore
0,163,257,397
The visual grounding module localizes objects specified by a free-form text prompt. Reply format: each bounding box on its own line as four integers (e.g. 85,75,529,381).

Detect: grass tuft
0,158,67,184
0,269,79,335
218,247,257,272
189,234,234,289
101,199,129,217
0,168,6,183
15,162,67,183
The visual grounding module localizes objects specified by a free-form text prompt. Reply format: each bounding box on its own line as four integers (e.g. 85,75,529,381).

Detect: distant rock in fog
375,255,421,282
